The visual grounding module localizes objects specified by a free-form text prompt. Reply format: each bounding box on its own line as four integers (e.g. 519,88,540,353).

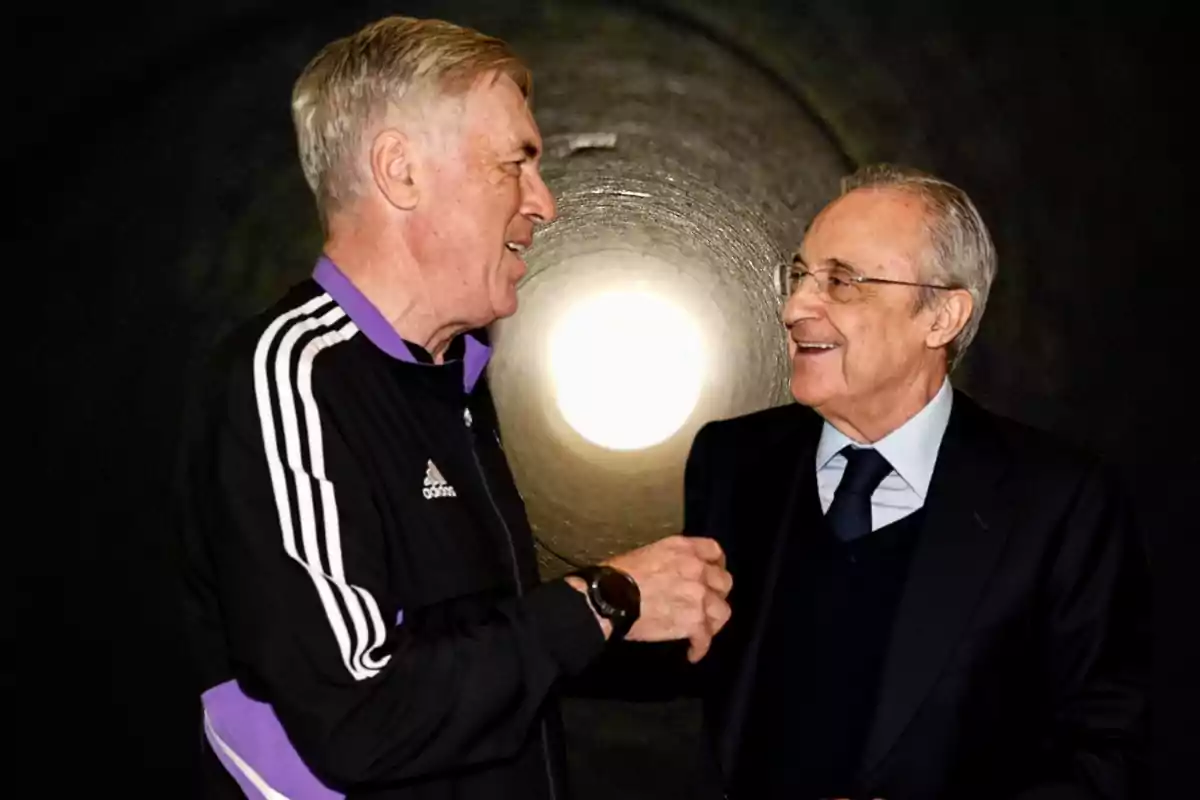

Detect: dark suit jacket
681,391,1149,800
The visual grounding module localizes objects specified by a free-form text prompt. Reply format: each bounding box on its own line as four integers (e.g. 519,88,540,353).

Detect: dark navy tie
827,446,893,542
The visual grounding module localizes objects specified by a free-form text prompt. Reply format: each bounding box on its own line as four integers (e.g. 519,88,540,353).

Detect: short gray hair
841,163,997,369
291,15,532,228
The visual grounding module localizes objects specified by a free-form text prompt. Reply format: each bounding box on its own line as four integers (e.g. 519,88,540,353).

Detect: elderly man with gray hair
682,164,1150,799
177,15,732,799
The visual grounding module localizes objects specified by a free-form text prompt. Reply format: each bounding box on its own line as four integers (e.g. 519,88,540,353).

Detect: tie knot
838,446,893,497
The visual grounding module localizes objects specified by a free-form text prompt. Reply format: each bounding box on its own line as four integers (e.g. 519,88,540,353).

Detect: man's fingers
678,554,706,582
689,536,726,567
702,563,733,596
687,628,713,663
705,593,732,633
688,593,730,662
613,534,731,654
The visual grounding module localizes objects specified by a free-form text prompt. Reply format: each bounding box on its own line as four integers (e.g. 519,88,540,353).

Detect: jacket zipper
467,431,559,800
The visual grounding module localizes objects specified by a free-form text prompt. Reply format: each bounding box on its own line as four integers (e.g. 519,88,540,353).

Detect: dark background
15,0,1195,796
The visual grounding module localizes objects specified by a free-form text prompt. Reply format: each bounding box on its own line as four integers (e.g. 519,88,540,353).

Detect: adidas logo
422,459,457,500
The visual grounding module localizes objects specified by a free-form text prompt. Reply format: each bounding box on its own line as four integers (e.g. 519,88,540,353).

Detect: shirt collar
312,255,491,393
815,377,954,500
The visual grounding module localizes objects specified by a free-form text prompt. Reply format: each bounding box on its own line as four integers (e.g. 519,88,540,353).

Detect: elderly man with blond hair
177,15,732,799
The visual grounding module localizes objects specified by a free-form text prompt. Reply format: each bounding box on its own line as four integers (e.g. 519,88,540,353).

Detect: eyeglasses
777,262,956,304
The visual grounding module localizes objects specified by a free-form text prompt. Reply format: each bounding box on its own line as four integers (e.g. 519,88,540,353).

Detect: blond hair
291,16,532,227
841,163,998,370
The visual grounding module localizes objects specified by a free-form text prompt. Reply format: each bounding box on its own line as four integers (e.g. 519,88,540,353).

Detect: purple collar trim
313,255,490,393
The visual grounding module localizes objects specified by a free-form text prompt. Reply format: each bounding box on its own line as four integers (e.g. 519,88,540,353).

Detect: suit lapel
860,393,1015,775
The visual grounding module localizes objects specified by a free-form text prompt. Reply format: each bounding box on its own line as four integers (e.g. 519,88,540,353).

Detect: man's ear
370,128,419,210
926,288,973,350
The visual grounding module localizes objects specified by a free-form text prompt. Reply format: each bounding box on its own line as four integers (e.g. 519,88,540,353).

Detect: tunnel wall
17,1,1187,796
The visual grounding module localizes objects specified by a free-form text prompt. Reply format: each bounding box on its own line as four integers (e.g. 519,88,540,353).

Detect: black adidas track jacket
177,264,606,799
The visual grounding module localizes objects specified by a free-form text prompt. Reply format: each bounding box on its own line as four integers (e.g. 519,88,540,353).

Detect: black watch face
596,569,639,620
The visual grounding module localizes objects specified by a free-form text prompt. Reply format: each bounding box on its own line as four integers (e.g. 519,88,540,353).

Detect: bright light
549,289,705,450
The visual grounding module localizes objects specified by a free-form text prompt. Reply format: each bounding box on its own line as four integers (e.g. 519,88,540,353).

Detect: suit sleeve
187,353,605,789
683,420,720,539
1011,463,1151,800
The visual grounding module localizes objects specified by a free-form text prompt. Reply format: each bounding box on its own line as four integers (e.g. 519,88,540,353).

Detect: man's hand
604,535,733,662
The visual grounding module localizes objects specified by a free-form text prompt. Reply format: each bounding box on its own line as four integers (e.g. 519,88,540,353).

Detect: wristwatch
570,565,641,641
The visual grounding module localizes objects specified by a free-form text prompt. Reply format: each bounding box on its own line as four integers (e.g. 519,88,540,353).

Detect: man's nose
522,169,557,225
782,280,825,327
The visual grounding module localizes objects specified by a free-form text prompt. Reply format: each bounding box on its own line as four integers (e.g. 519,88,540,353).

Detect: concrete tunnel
23,0,1181,794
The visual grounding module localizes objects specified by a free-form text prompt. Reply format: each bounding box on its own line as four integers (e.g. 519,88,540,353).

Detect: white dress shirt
815,378,954,531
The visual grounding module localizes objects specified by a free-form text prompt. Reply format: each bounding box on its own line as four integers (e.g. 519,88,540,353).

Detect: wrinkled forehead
798,188,931,273
456,72,542,152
